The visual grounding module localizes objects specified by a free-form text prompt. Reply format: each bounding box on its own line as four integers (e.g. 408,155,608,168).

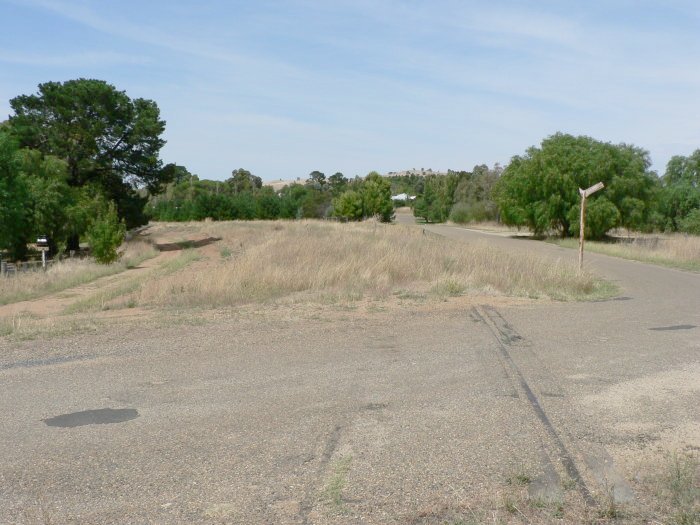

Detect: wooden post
578,190,587,272
578,182,605,273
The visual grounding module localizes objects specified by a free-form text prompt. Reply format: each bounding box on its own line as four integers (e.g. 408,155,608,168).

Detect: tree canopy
658,150,700,233
494,133,659,238
8,78,170,230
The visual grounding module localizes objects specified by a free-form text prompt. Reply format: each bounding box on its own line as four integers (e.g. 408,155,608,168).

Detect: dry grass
136,221,613,308
0,311,103,341
448,220,526,234
0,241,157,306
551,233,700,272
64,249,200,314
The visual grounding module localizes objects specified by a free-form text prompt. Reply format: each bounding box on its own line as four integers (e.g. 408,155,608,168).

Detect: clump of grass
323,456,352,512
0,311,102,341
0,240,157,306
663,452,699,525
136,221,613,308
550,233,700,272
506,472,532,487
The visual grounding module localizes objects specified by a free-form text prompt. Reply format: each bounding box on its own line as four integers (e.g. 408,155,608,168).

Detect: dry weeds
552,233,700,272
136,221,613,308
0,240,157,306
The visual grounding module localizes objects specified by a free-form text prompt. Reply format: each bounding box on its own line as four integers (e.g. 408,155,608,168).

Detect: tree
87,201,126,264
8,78,168,235
18,149,73,254
658,151,700,231
413,173,456,223
328,172,348,196
333,190,363,220
0,133,31,259
306,170,327,190
495,133,658,238
227,168,262,193
255,186,281,220
362,172,394,222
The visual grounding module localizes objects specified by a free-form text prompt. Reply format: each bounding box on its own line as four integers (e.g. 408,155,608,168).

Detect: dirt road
0,218,698,523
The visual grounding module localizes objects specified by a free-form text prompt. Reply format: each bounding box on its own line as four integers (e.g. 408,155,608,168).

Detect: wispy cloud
15,0,303,75
2,0,699,177
0,50,149,67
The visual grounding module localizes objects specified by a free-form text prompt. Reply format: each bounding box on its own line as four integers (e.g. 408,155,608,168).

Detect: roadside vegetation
2,80,699,272
409,452,699,524
0,240,157,306
132,221,613,309
550,233,700,272
410,134,700,243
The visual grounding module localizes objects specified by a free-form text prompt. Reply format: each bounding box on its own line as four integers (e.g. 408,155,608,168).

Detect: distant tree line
3,78,700,262
412,165,502,224
412,133,700,239
148,169,394,223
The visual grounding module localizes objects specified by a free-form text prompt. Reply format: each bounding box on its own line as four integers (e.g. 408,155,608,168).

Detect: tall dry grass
553,234,700,271
0,240,157,305
136,221,612,308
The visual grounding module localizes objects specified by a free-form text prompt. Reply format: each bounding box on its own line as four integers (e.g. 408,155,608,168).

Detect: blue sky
1,0,699,181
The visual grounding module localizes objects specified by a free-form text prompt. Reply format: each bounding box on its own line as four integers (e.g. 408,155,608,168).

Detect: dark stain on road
649,324,696,331
42,408,139,428
1,354,92,371
362,402,388,411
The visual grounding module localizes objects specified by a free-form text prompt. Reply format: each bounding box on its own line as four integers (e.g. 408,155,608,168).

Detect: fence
1,259,56,277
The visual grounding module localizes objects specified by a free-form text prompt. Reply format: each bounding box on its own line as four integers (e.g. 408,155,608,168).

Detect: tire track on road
474,304,636,506
473,305,598,504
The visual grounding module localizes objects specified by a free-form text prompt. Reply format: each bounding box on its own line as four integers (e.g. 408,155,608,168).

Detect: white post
42,249,46,270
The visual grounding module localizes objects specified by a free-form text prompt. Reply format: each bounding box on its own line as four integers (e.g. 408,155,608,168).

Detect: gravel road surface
1,219,698,524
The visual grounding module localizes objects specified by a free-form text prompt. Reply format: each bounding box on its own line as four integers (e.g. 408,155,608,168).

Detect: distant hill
384,168,447,177
264,178,308,191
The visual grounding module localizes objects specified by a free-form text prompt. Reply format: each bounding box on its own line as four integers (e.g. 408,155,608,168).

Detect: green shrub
449,201,493,223
678,208,700,235
333,190,364,220
568,197,620,239
87,202,126,264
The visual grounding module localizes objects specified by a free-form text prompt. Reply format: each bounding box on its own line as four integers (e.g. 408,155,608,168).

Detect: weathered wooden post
578,182,605,272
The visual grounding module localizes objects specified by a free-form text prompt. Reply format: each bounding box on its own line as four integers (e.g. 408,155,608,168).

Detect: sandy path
0,251,178,319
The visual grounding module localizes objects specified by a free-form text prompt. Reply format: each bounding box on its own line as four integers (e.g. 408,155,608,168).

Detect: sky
1,0,699,181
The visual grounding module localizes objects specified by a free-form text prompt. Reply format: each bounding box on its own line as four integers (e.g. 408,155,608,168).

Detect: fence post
0,261,5,276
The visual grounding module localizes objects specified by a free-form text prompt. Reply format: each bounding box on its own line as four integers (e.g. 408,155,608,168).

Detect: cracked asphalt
1,220,698,524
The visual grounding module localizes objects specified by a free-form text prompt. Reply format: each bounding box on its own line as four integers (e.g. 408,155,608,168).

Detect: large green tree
8,79,169,236
658,150,700,232
495,133,659,238
226,168,262,193
0,134,31,259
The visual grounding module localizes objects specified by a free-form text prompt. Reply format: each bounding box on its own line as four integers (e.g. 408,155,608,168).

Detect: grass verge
0,241,157,306
0,311,103,341
137,221,615,308
549,234,700,272
64,249,200,314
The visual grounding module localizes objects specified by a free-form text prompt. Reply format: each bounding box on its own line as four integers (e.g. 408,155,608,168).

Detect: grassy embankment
550,234,700,272
0,221,615,340
0,241,158,306
132,220,614,308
